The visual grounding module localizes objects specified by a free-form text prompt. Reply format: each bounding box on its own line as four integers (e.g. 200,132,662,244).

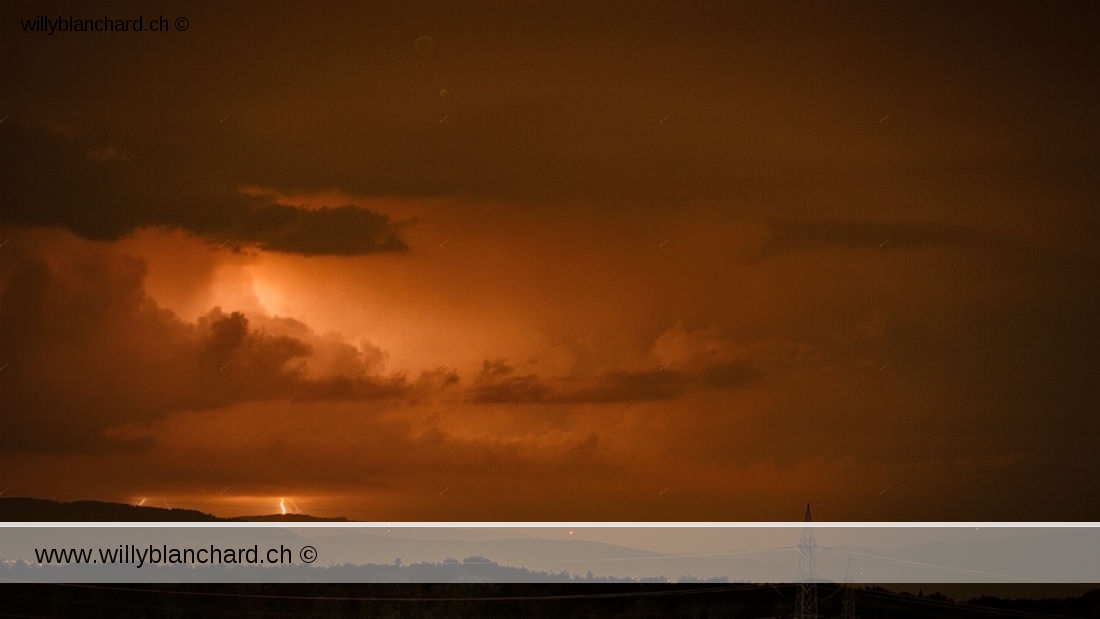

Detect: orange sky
1,1,1098,520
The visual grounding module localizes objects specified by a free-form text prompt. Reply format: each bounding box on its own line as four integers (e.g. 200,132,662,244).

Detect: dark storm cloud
479,358,515,378
5,2,1095,214
555,369,690,403
0,125,408,256
464,326,807,404
754,218,982,258
0,246,412,454
467,360,759,405
468,374,553,404
884,286,1100,462
234,204,408,255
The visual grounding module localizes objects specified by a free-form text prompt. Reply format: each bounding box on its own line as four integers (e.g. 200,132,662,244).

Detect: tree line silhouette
2,561,1099,617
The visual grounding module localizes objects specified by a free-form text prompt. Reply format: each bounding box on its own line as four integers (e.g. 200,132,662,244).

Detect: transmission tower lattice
842,557,857,619
795,502,818,619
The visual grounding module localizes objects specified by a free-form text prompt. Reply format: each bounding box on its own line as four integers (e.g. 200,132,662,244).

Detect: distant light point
659,239,669,247
879,239,890,247
879,114,890,123
219,115,230,124
879,363,890,371
439,115,449,123
219,363,230,371
659,115,669,124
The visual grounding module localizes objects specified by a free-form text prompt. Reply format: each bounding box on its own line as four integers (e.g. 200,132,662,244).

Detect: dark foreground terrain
0,497,345,522
1,583,1097,618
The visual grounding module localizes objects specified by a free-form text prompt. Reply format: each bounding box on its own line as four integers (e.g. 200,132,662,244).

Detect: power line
819,547,1046,581
855,588,1086,619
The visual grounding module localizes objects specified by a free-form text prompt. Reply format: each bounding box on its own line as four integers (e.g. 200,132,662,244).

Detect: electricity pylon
842,557,857,619
795,502,818,619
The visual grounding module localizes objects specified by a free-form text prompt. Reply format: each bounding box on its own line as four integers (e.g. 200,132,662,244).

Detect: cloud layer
0,241,419,453
1,125,409,256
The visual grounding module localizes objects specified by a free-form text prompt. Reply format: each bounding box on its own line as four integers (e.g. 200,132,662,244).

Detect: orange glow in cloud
249,276,289,317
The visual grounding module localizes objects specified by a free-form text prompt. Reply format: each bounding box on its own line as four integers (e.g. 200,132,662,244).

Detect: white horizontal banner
2,525,1098,583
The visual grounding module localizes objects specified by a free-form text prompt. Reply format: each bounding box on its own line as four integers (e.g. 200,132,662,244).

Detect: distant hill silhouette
239,513,347,522
0,498,223,522
0,497,345,522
